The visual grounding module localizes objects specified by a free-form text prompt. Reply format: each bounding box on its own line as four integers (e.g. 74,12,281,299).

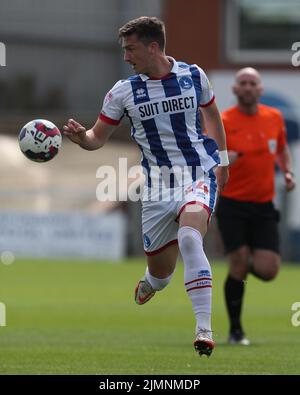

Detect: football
18,119,62,162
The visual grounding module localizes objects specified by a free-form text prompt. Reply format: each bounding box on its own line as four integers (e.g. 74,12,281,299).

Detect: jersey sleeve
198,67,215,107
277,111,287,152
99,80,125,125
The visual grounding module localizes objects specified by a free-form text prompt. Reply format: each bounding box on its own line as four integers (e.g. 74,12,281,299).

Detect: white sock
145,267,173,291
178,226,212,332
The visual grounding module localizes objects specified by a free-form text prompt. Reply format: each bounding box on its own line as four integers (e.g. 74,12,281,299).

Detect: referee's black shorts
215,196,280,254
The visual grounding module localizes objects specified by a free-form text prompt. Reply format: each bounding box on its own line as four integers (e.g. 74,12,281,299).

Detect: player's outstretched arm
63,118,117,151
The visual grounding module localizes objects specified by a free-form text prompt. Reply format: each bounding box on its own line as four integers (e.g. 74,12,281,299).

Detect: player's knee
178,226,200,253
178,231,194,252
178,227,207,270
253,255,280,281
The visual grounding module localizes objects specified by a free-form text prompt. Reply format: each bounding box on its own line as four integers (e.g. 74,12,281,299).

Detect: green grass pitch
0,258,299,375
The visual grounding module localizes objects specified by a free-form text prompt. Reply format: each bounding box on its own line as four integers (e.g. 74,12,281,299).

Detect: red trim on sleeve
99,113,121,126
200,96,215,108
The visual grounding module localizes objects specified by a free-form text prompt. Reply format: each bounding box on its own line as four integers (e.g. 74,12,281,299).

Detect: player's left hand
285,171,296,192
215,166,229,192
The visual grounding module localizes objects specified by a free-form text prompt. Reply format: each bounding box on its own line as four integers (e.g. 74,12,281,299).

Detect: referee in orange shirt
216,67,296,345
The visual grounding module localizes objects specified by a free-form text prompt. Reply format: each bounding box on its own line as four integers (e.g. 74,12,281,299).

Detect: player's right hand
63,119,87,145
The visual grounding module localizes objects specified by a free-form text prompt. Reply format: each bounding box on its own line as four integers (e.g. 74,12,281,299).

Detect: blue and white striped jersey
100,57,220,186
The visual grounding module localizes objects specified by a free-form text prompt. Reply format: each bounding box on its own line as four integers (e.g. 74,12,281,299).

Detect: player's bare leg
179,205,215,357
135,243,178,305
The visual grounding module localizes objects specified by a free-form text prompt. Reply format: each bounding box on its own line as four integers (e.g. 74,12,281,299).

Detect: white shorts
142,171,218,255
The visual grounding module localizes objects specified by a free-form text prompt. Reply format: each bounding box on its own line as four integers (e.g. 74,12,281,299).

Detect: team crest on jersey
268,139,277,154
179,76,193,90
143,234,151,248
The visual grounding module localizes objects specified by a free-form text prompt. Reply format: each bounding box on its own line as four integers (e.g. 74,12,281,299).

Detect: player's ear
149,41,159,54
232,84,238,95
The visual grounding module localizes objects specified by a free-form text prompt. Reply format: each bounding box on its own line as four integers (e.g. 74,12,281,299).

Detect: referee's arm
277,144,296,192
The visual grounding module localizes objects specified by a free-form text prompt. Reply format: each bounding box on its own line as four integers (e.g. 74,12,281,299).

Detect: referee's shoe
228,330,250,346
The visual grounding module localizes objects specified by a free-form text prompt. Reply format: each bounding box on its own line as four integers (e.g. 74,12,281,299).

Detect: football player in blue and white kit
64,16,229,357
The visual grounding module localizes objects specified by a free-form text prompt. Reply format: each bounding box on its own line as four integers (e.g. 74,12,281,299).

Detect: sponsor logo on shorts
185,181,209,196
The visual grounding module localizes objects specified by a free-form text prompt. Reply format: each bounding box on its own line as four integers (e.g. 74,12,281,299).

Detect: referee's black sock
224,275,245,334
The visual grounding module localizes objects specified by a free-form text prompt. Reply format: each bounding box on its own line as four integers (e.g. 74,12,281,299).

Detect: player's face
122,34,153,74
233,74,263,106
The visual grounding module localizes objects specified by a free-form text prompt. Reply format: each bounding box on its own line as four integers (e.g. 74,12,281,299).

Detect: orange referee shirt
221,104,287,203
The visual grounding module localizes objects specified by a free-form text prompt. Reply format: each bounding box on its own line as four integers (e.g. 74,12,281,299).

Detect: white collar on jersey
139,56,179,81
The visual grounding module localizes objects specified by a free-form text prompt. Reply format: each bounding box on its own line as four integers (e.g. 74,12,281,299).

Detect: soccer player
63,16,229,356
216,68,296,345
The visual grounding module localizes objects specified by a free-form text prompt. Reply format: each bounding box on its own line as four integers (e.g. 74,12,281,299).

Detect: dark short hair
119,16,166,51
